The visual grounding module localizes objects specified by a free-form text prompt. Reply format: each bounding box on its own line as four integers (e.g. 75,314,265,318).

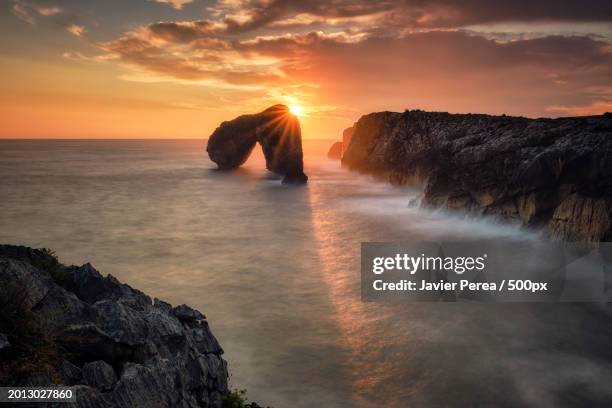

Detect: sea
1,139,611,407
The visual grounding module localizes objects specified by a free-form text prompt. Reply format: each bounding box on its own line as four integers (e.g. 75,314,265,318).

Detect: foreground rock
207,104,308,184
342,110,612,241
0,334,9,354
0,245,228,407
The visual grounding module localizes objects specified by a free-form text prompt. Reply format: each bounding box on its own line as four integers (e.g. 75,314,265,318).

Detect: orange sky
1,1,611,139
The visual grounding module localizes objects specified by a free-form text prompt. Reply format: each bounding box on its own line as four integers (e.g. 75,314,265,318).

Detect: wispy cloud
547,101,612,116
66,24,86,37
153,0,194,10
10,0,64,24
37,6,62,16
11,2,35,24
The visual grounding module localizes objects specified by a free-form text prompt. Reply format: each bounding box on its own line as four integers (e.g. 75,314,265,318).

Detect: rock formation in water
342,126,354,156
327,126,355,160
207,104,308,184
327,141,343,159
0,245,229,407
341,110,612,242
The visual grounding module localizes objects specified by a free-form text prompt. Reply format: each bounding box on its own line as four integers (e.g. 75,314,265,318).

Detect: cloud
153,0,194,10
547,102,612,116
10,1,64,24
66,24,85,37
11,2,35,24
234,30,612,72
62,51,102,62
10,0,85,38
147,20,224,42
217,0,393,34
94,23,611,96
207,0,612,34
37,6,61,16
54,0,610,117
97,26,284,85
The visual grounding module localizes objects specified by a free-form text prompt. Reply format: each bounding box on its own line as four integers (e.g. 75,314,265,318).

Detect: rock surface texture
207,104,308,183
341,110,612,241
0,245,229,407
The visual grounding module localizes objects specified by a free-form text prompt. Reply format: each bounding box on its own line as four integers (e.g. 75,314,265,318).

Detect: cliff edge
342,110,612,241
0,245,229,407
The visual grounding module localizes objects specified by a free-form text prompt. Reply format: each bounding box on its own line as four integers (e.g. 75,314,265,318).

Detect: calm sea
1,139,611,407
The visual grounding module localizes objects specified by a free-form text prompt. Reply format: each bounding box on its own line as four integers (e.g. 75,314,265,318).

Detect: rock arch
206,105,308,183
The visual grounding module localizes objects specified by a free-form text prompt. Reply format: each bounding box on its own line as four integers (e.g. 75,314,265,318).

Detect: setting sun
289,105,303,117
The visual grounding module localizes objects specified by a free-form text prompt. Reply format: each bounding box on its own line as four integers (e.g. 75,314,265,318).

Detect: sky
0,0,611,139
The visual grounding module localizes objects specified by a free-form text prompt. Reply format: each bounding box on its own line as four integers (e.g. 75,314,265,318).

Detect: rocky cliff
207,105,308,184
0,245,229,407
326,127,354,160
341,110,612,241
327,141,342,159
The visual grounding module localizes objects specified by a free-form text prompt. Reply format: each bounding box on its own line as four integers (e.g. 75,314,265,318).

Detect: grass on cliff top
224,389,269,408
32,248,69,287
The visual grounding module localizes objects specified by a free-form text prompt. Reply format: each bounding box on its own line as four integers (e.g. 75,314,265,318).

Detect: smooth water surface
1,140,611,407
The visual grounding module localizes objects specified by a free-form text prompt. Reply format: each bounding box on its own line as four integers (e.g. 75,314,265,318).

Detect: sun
289,105,303,117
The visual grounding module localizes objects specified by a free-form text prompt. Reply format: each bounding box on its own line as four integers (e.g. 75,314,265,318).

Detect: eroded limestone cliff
342,110,612,241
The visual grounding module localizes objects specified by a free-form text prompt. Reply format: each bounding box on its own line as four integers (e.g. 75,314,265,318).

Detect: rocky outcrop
342,126,354,156
342,110,612,241
327,127,355,160
548,194,612,241
207,104,308,184
82,361,117,391
327,142,342,159
0,245,229,407
0,333,9,354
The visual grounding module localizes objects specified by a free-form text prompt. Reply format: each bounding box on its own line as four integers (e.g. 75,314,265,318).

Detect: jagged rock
60,323,138,367
60,360,82,385
172,304,206,323
327,141,343,159
0,333,10,354
342,110,612,241
207,104,308,184
0,257,52,307
190,321,224,354
154,298,172,313
63,263,151,310
0,245,229,407
82,360,117,391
